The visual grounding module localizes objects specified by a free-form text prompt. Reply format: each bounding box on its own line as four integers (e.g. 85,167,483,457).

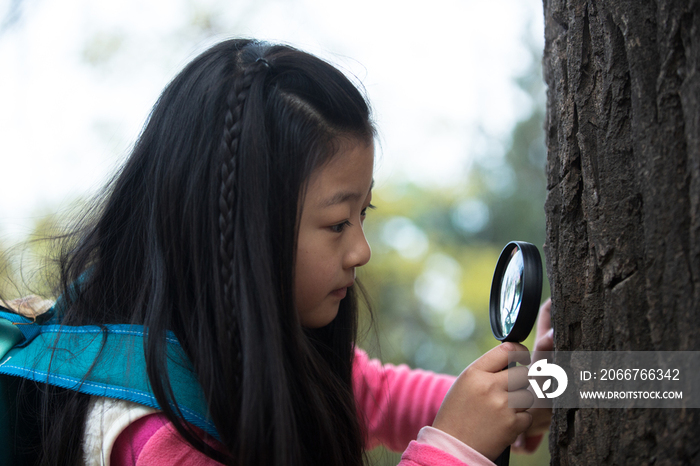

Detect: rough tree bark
543,0,700,464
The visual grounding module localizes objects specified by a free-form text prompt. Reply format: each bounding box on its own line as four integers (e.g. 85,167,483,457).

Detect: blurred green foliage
0,36,550,466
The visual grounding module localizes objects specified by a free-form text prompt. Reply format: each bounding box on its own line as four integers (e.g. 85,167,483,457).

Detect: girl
7,39,551,465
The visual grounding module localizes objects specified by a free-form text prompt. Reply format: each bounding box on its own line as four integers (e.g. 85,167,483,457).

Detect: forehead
305,142,375,205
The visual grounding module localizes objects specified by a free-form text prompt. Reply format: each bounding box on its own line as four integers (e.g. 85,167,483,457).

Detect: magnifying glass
489,241,542,342
489,241,543,466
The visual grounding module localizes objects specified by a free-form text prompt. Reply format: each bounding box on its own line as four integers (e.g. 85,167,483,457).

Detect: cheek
294,250,312,297
294,241,338,304
294,246,323,301
296,246,327,278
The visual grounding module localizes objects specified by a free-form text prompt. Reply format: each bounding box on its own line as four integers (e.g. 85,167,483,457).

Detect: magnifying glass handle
494,446,510,466
494,360,516,466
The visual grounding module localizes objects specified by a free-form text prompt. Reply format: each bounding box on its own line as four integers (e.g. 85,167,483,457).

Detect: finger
508,345,531,367
509,388,535,411
513,410,534,433
526,406,553,433
507,365,530,391
472,343,530,373
534,328,554,353
536,299,551,337
492,365,528,391
528,388,553,409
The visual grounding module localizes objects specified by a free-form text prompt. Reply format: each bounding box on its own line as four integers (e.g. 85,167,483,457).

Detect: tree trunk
543,0,700,464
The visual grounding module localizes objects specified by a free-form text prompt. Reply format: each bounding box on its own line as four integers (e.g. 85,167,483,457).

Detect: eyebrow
319,180,374,208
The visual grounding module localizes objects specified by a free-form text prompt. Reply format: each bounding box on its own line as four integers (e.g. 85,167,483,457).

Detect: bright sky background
0,0,544,242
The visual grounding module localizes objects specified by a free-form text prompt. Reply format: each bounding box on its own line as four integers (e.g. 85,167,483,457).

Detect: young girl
7,39,552,465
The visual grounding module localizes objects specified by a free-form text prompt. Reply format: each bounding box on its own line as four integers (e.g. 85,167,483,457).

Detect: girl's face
294,141,374,328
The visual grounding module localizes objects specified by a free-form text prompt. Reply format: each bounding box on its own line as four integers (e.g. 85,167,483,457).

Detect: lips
331,282,353,299
331,287,347,299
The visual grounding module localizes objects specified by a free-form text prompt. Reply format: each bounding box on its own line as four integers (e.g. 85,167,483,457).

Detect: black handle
494,359,516,466
494,446,510,466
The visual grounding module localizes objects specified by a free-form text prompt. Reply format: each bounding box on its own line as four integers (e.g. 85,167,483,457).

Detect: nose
345,225,371,269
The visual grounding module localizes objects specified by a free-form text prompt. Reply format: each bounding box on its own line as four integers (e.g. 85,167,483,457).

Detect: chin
300,307,340,329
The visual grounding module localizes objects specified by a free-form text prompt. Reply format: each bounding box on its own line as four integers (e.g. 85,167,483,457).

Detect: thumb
471,342,530,373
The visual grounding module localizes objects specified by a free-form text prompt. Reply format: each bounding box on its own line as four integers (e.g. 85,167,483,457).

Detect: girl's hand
432,342,534,461
512,298,554,454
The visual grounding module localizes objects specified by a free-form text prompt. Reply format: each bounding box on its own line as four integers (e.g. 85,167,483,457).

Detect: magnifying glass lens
499,249,524,337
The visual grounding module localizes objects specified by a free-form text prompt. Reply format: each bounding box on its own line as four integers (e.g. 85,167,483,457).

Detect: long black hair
34,39,375,465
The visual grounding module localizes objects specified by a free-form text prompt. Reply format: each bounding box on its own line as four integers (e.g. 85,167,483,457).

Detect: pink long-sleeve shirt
109,349,495,465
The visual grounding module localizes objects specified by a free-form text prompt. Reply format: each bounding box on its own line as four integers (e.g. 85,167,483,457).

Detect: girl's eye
330,205,375,233
361,203,376,219
330,220,352,233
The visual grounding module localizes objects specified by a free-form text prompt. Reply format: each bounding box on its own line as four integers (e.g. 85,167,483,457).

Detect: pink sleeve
414,427,494,466
353,348,456,452
111,413,225,466
398,441,468,466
